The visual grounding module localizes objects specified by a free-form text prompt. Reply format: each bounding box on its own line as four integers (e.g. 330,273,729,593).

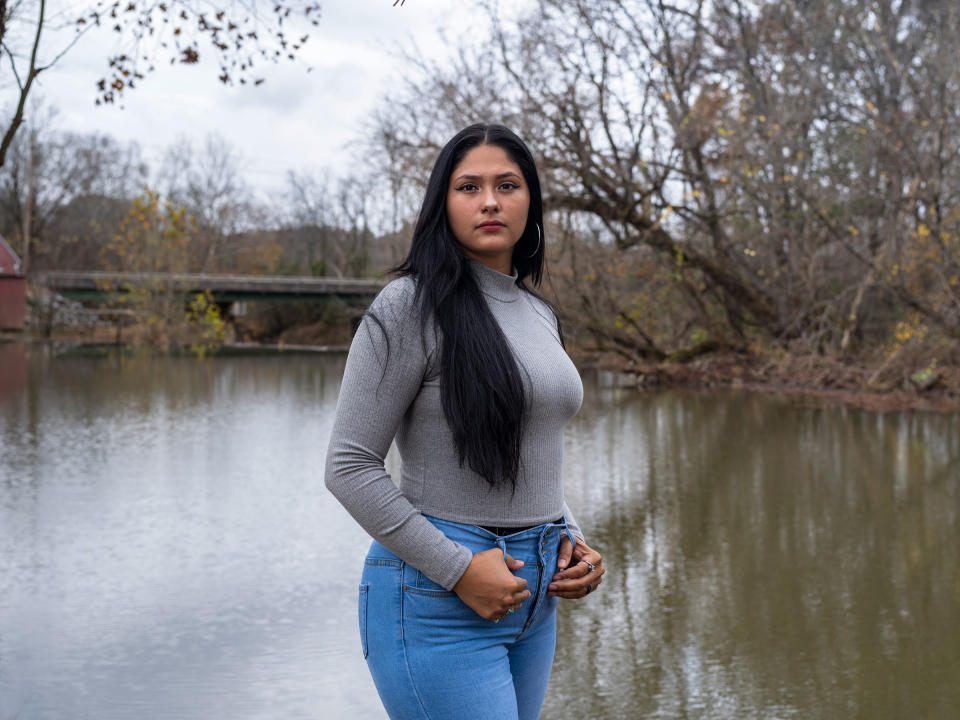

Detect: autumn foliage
99,189,210,349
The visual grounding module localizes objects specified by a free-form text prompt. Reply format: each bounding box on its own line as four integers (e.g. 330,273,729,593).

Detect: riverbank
573,348,960,413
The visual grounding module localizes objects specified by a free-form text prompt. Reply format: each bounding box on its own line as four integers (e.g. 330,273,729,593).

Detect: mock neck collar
468,259,521,302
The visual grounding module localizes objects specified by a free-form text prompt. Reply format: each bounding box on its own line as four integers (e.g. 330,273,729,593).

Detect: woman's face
446,143,530,274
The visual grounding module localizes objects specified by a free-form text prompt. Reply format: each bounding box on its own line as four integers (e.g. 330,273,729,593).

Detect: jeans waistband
423,514,576,552
477,517,564,536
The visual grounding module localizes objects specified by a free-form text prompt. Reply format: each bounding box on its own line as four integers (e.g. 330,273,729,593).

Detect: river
0,341,957,719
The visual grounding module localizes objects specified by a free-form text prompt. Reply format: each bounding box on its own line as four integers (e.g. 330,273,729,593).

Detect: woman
325,123,604,720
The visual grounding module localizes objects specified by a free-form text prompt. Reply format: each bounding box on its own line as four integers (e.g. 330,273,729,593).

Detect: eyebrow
452,172,523,183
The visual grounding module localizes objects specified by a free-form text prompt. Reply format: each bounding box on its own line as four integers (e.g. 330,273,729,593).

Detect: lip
477,221,506,229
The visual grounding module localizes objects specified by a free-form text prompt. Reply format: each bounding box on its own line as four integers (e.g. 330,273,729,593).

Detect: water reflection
0,341,26,402
1,345,380,720
547,386,960,720
1,347,958,719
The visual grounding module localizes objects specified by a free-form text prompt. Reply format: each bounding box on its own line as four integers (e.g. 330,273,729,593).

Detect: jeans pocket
413,570,456,595
358,583,369,659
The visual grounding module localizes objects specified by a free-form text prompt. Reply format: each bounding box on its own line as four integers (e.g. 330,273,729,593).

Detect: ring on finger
584,561,596,574
585,583,592,595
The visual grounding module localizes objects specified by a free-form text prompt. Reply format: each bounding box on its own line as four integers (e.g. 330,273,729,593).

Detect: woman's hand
453,548,531,622
548,536,604,599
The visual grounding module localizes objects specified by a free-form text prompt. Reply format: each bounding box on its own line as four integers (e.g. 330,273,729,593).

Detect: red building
0,235,26,330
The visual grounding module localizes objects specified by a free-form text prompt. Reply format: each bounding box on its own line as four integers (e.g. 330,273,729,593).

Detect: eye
498,182,520,191
455,183,479,192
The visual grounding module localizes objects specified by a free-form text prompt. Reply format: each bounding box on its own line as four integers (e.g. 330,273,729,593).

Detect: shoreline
578,350,960,413
6,332,959,413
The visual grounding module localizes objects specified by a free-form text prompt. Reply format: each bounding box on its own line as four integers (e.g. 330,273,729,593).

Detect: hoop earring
527,223,541,258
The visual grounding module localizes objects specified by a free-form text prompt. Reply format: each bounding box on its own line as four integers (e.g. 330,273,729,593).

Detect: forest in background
3,0,959,403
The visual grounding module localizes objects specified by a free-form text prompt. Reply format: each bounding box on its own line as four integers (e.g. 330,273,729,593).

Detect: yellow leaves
917,223,930,238
848,225,860,236
889,315,928,353
892,321,912,348
782,174,793,182
857,127,868,135
893,320,923,346
757,114,766,123
99,189,202,344
743,248,757,257
185,291,226,357
865,100,876,112
662,91,672,100
718,127,732,137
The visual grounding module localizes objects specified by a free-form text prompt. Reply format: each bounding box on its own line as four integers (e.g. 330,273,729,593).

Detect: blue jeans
358,515,574,720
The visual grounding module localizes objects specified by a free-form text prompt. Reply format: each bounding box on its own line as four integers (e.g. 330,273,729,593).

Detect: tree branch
0,0,45,168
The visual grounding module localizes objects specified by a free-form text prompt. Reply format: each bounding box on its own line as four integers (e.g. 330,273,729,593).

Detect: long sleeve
562,500,584,542
324,278,474,590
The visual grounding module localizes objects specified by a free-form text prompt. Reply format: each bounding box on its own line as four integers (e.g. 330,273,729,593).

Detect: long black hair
393,123,548,490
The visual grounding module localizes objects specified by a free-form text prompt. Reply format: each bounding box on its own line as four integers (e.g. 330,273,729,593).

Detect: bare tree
0,105,148,269
157,133,254,271
275,168,378,278
365,0,960,379
282,168,336,274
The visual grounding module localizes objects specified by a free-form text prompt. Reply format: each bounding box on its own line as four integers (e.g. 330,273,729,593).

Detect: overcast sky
23,1,508,196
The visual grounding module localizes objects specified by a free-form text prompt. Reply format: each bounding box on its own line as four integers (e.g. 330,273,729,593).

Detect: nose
481,188,499,212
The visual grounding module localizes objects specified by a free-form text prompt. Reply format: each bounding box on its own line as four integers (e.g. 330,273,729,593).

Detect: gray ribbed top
324,260,584,590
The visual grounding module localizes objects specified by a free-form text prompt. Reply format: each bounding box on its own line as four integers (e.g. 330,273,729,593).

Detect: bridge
35,271,385,304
